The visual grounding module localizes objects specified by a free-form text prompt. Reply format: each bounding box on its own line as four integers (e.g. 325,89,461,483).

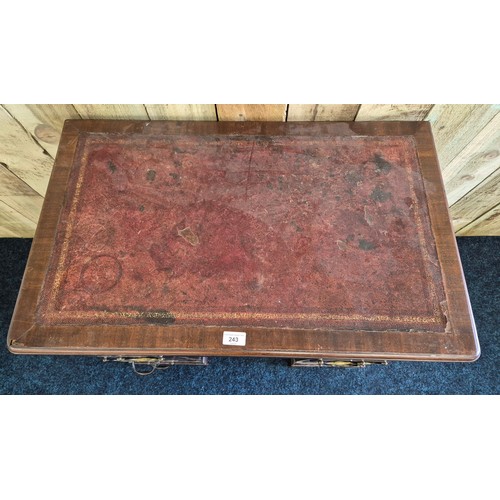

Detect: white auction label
222,331,247,346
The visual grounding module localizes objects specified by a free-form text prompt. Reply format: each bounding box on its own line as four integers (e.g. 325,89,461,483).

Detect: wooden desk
8,120,479,364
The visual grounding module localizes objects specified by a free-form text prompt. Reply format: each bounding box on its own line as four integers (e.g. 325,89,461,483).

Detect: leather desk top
8,120,479,361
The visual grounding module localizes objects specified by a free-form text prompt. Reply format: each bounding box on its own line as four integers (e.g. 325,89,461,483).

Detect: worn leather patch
37,133,447,332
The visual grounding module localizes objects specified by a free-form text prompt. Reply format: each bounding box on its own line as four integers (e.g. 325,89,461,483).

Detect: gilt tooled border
40,134,444,328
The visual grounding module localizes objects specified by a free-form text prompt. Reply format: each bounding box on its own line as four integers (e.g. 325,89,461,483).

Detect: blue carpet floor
1,237,498,394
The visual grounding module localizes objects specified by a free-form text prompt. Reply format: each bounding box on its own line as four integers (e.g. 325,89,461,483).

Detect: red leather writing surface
38,133,447,332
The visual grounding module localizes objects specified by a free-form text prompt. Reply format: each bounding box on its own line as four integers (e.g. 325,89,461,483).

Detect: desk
8,120,479,364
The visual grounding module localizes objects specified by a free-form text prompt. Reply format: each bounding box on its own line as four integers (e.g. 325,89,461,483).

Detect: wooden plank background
0,104,498,236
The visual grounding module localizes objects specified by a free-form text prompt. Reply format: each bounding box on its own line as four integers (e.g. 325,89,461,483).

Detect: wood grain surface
450,167,500,231
216,104,286,121
442,112,500,206
74,104,149,120
0,195,43,224
427,104,499,168
457,203,500,235
2,104,80,158
0,163,39,196
0,106,54,196
0,200,37,237
356,104,433,121
145,104,217,120
287,104,359,121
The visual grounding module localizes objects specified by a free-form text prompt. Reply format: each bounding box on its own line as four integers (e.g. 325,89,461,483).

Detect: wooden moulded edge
413,121,480,361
